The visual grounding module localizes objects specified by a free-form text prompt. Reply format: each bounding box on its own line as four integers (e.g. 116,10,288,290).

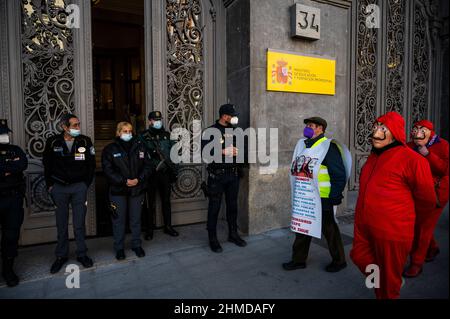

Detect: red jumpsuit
350,112,436,299
407,135,449,267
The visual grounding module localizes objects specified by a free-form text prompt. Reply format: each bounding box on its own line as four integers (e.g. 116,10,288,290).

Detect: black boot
228,227,247,247
208,232,223,253
164,225,179,237
2,257,19,287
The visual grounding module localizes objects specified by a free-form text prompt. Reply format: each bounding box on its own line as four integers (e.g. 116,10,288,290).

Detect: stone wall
246,0,353,234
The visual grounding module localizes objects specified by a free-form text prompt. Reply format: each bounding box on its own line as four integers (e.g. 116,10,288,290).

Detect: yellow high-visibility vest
310,137,331,198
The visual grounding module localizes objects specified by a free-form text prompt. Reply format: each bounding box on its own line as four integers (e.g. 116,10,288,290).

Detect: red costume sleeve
407,155,437,216
426,141,449,177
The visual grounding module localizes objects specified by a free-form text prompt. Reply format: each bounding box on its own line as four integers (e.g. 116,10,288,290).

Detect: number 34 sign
290,4,320,40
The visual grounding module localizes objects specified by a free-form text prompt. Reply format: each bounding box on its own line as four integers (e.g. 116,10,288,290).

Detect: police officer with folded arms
42,114,96,274
0,120,28,287
201,104,247,253
102,122,152,260
139,111,179,240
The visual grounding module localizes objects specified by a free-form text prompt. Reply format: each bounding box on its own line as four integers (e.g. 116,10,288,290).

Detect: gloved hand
329,197,342,206
417,145,429,157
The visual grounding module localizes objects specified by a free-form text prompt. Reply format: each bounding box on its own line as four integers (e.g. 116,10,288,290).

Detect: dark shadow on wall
226,0,250,234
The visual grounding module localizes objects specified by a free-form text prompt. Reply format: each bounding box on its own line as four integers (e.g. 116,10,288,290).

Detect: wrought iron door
0,0,96,245
146,0,226,226
350,0,444,190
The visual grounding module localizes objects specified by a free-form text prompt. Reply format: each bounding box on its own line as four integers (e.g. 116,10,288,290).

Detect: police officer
0,120,28,287
42,114,96,274
139,111,179,240
201,104,247,253
102,122,152,260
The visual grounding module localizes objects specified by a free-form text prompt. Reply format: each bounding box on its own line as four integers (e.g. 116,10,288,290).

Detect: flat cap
304,117,327,131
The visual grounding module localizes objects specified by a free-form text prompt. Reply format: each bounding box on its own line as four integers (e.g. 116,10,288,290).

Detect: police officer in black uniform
42,114,96,274
102,122,152,260
139,111,179,240
0,119,28,287
201,104,247,253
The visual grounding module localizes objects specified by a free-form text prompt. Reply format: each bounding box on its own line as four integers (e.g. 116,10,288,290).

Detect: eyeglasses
411,127,429,135
372,124,388,133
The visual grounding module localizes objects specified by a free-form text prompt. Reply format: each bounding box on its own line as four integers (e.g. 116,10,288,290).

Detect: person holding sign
283,117,351,273
403,120,448,278
350,112,436,299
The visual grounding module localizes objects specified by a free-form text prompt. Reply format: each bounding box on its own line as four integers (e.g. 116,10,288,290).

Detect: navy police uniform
201,104,247,253
0,119,28,287
42,131,96,260
102,136,152,258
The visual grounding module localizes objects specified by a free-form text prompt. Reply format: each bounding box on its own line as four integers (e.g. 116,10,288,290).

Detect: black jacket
42,133,96,188
201,120,244,170
0,143,28,192
101,137,153,196
304,134,347,205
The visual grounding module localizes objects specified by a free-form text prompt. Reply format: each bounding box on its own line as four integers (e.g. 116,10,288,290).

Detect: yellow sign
267,49,335,95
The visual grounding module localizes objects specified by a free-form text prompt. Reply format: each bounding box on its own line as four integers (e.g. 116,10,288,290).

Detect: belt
0,188,21,197
208,167,238,176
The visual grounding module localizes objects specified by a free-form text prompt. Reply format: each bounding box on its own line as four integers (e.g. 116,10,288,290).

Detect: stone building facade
0,0,448,245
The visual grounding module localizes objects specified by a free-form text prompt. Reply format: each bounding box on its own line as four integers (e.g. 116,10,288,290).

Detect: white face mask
69,129,81,137
0,134,9,144
230,117,239,125
120,133,133,142
153,120,162,130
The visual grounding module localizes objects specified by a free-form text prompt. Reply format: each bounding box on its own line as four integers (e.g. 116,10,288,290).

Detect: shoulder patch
90,146,95,155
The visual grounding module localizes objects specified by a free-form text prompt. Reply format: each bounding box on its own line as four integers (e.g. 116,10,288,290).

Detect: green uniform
139,126,179,236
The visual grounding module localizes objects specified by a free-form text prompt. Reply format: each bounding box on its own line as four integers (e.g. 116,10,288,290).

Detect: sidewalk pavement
0,206,447,299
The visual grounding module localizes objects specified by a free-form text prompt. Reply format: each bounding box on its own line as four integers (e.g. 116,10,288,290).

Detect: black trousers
292,199,346,264
110,193,144,252
144,171,173,232
50,182,88,258
206,170,240,234
0,192,24,259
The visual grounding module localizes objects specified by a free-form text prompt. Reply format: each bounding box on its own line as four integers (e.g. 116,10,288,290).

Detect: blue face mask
304,127,315,139
153,121,162,130
69,129,81,137
120,133,133,142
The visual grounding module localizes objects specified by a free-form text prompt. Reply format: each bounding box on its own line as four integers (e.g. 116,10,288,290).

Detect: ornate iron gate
0,0,95,245
350,0,444,190
148,0,226,226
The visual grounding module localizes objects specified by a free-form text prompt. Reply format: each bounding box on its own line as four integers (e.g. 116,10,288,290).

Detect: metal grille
21,0,75,160
166,0,205,200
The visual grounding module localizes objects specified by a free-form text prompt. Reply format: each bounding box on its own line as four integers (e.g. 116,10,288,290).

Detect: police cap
219,104,239,117
148,111,162,120
0,119,12,134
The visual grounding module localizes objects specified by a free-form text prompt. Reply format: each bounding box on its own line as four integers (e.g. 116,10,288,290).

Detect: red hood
376,111,406,144
414,119,436,139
